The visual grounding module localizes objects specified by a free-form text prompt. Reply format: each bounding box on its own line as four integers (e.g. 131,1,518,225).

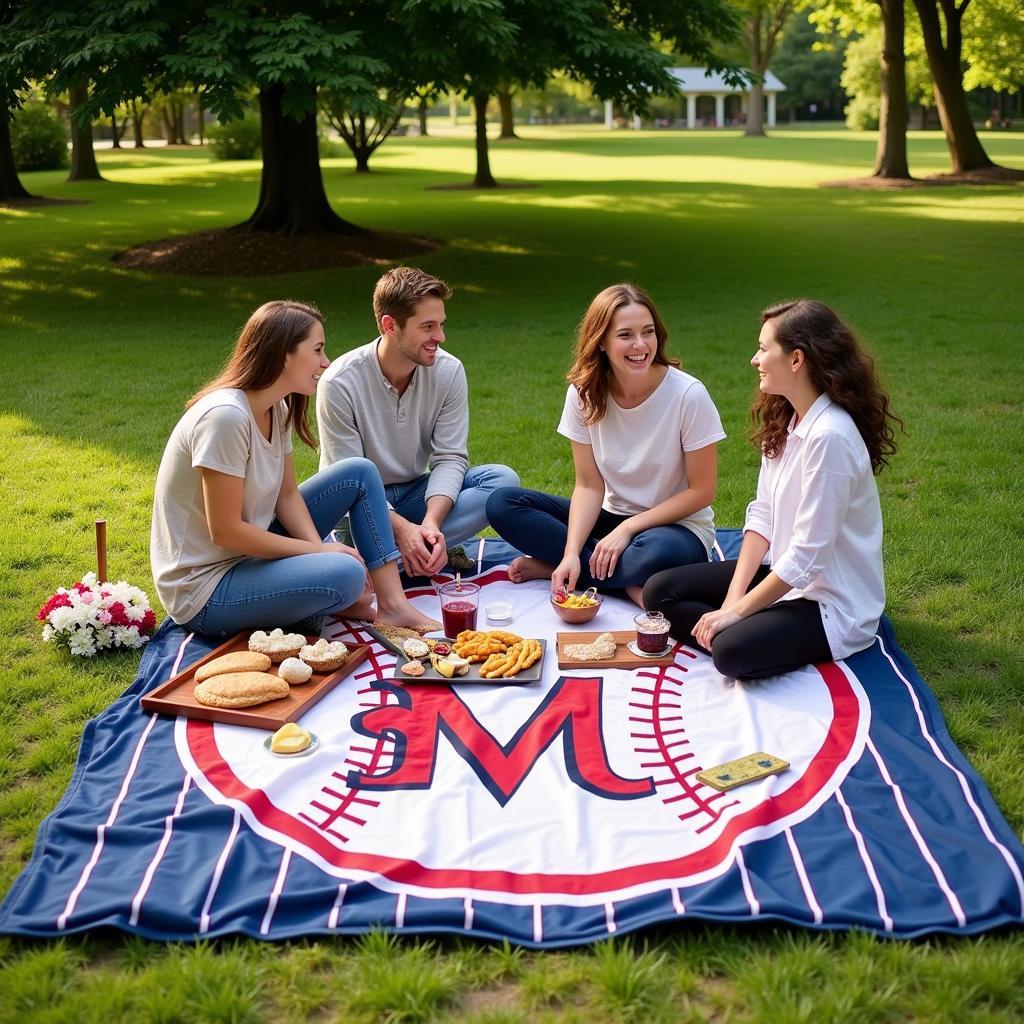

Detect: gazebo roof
668,67,786,94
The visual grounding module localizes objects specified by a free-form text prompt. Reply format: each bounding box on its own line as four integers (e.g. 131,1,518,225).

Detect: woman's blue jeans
486,486,709,590
183,457,400,638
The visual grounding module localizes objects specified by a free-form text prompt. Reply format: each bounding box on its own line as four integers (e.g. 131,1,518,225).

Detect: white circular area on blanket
177,572,869,905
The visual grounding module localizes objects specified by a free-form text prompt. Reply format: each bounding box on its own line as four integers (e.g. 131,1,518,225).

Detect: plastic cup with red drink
438,580,481,636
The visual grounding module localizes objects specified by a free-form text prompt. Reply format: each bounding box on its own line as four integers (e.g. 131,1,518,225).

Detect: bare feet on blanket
507,556,555,584
339,592,377,621
375,596,442,633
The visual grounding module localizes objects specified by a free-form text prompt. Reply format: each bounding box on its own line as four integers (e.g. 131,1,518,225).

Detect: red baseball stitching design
630,647,739,834
299,621,397,842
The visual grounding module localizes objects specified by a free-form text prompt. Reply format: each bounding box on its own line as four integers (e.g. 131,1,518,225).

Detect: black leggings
642,560,832,680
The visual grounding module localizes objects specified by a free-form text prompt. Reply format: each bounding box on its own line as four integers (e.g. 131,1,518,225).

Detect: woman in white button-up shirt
643,300,901,679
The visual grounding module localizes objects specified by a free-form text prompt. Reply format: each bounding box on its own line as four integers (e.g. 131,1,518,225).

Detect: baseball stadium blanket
3,531,1023,947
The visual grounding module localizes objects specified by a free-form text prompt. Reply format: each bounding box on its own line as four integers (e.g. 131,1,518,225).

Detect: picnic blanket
3,531,1023,947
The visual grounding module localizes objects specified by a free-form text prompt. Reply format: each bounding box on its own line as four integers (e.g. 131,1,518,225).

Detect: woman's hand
692,606,744,651
321,540,365,566
589,525,632,581
551,554,581,595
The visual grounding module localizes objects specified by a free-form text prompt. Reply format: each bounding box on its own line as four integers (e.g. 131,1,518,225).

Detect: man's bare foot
376,596,442,633
507,556,555,584
339,593,376,621
625,585,644,609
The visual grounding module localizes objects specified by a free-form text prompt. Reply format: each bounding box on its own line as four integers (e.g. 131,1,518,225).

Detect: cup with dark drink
633,611,671,655
438,580,481,636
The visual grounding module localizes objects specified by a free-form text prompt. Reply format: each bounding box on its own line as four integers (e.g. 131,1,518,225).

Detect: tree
402,0,741,188
127,97,147,147
742,2,793,136
772,9,847,121
67,79,103,181
961,0,1024,97
0,1,35,200
810,0,913,179
321,88,405,173
497,85,518,139
909,0,994,173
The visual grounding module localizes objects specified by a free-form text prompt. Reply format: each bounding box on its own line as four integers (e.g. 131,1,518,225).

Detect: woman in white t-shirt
486,283,725,605
644,299,901,679
151,300,437,638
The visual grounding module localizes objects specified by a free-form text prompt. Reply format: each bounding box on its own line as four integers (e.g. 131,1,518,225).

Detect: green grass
1,124,1023,1020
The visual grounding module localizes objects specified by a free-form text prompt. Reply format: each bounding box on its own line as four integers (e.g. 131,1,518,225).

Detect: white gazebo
605,67,787,129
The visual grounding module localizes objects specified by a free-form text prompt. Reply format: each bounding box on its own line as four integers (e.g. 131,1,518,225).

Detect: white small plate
263,731,320,758
626,640,672,660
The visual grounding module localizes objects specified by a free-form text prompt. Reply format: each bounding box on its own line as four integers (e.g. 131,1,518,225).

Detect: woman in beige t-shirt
150,300,437,638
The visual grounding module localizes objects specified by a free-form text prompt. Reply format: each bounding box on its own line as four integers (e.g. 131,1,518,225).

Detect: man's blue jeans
486,486,708,590
335,463,520,548
182,457,400,638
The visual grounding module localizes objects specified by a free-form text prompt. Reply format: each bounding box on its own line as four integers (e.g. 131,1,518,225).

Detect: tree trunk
243,84,361,235
497,88,517,139
873,0,911,178
197,93,204,146
111,112,122,149
745,80,765,136
911,0,994,172
418,96,428,136
130,100,146,147
472,92,497,188
0,107,34,201
67,80,103,182
353,146,370,173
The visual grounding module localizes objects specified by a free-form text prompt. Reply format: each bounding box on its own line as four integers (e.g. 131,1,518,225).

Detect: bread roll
194,651,272,682
194,672,290,708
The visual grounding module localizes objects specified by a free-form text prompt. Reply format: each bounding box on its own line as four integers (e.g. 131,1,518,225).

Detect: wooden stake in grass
95,519,107,583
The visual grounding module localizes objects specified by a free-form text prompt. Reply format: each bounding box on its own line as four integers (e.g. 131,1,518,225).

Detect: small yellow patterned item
696,752,790,792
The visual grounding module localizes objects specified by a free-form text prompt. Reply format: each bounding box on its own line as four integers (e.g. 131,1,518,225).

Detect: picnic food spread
563,631,617,662
248,628,306,662
193,671,290,708
194,651,272,682
278,656,313,684
269,722,312,755
299,638,349,671
479,638,543,678
400,659,426,677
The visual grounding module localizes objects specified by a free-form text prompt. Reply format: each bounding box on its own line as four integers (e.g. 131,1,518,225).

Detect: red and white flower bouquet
37,572,156,657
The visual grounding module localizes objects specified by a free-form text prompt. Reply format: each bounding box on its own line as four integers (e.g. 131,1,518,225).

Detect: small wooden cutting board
556,630,677,670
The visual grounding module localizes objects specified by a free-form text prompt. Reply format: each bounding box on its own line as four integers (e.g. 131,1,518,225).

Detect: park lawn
1,125,1023,1021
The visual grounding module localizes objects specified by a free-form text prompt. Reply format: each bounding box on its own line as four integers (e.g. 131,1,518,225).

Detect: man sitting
316,266,519,576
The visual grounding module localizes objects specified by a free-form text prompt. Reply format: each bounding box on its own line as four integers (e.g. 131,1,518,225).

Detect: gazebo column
767,92,777,127
686,94,696,129
714,94,725,127
605,99,613,129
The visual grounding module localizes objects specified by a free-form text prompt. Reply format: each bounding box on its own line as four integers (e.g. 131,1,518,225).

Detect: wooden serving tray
140,632,369,731
556,630,676,670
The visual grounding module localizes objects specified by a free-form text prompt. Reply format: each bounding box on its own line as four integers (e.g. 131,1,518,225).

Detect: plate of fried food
392,629,546,684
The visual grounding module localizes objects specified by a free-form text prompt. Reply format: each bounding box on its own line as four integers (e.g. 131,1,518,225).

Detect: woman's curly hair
751,299,902,473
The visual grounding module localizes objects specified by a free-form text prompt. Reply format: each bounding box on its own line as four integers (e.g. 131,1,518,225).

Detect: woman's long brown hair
188,300,323,448
751,299,901,473
566,283,678,425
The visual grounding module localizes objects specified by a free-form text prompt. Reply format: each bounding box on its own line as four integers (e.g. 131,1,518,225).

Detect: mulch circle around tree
0,196,91,208
425,182,540,191
112,227,441,277
820,166,1024,190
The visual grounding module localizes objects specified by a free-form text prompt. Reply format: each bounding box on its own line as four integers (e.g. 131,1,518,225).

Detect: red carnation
72,581,91,595
37,592,73,621
107,602,130,628
140,609,157,634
